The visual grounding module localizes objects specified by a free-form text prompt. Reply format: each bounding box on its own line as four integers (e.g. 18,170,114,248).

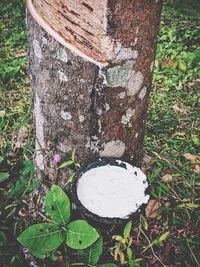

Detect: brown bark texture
27,0,162,187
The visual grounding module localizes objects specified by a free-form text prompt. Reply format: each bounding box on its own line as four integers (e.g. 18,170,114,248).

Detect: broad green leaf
123,221,132,239
78,236,103,265
159,231,170,242
45,185,70,224
31,249,46,260
0,172,9,183
97,264,119,267
66,220,99,249
17,223,65,259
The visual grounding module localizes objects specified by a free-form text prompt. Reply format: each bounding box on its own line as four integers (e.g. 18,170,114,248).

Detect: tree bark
27,0,162,187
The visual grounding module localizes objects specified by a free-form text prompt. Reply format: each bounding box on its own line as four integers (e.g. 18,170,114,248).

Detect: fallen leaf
161,59,177,69
173,104,186,115
176,132,186,136
18,208,28,217
193,164,200,174
177,229,187,238
145,199,161,218
161,174,173,182
175,83,183,90
186,78,200,88
183,153,197,163
143,154,152,164
14,126,28,148
14,51,26,58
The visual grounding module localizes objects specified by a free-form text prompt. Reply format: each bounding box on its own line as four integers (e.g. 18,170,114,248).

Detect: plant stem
139,226,167,267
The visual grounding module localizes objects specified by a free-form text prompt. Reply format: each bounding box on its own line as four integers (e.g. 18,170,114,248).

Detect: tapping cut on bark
27,0,162,66
27,0,113,66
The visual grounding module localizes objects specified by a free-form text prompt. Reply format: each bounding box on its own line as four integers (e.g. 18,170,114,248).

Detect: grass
0,0,199,266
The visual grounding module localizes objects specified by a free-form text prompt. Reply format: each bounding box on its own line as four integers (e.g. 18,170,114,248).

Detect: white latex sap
77,162,149,218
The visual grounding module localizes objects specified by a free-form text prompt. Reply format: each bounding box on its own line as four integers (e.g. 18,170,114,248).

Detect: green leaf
158,231,170,243
22,160,34,177
27,179,41,193
192,135,200,146
0,231,7,246
17,223,65,259
0,156,4,164
185,203,200,208
178,60,187,71
112,235,123,241
152,239,160,245
133,258,142,266
0,172,9,183
71,149,76,162
140,215,148,231
78,236,103,265
49,250,59,261
127,247,133,265
59,160,74,169
45,185,70,224
123,221,132,239
66,220,99,249
0,110,5,118
97,264,119,267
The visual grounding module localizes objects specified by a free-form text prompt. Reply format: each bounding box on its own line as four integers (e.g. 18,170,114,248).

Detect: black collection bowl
71,158,150,227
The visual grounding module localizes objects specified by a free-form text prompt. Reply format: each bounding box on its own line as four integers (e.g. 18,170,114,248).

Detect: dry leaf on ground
161,174,173,182
173,104,187,115
143,154,152,164
145,199,161,218
183,153,197,163
193,164,200,174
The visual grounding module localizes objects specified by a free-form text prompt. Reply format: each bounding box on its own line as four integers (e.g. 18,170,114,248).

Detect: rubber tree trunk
27,0,162,187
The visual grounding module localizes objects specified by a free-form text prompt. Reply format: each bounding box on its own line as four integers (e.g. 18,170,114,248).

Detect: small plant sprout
111,221,133,265
58,149,80,185
142,230,170,254
140,214,148,231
